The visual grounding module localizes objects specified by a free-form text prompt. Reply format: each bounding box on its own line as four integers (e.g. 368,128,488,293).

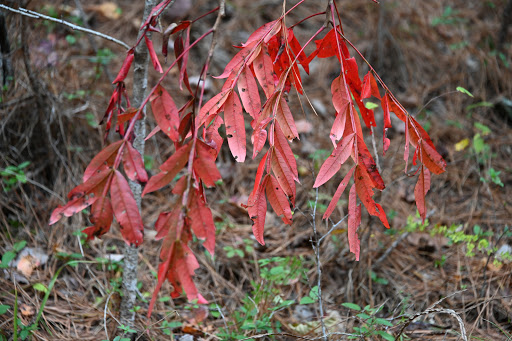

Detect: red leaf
189,190,216,255
331,74,350,115
265,174,292,224
142,143,192,196
309,27,348,60
111,170,144,246
82,196,113,240
375,203,390,229
348,184,362,261
197,89,230,126
272,147,296,205
250,151,268,198
169,243,207,304
251,128,267,159
49,168,112,225
330,107,348,147
415,166,431,223
361,72,380,99
354,135,385,190
248,175,269,245
314,133,355,188
381,94,392,155
144,35,163,73
244,20,281,46
214,43,256,79
408,117,446,174
174,33,193,94
274,124,298,182
224,92,246,162
122,141,148,184
150,84,180,141
288,28,309,74
83,140,123,182
323,166,355,220
276,98,298,140
237,68,261,119
205,114,224,155
194,140,221,187
253,47,276,99
354,165,378,216
112,52,134,84
404,116,410,172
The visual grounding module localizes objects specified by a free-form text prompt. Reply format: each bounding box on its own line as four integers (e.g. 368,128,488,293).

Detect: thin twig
0,5,130,50
311,188,328,341
395,290,468,341
319,214,348,243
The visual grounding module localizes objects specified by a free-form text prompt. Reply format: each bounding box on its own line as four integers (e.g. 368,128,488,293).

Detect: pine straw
1,0,511,340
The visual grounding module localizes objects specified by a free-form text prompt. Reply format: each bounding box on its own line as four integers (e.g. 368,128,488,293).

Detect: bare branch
0,4,130,50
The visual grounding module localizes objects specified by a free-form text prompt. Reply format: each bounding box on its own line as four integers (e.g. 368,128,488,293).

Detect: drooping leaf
237,68,261,119
314,133,355,188
110,170,144,246
274,124,298,182
331,74,350,115
323,166,355,220
82,196,113,240
112,52,134,84
215,42,256,79
243,20,281,47
253,47,276,99
150,84,180,141
415,166,431,223
224,92,246,162
361,72,380,99
250,151,268,198
330,107,348,147
144,35,163,73
142,143,192,196
194,140,221,187
354,165,378,216
122,141,148,183
381,94,392,155
49,168,112,225
265,174,292,224
271,147,296,205
248,175,269,245
83,140,123,182
348,184,362,261
189,190,216,255
354,135,385,190
275,98,298,140
197,89,231,126
288,28,309,73
251,128,268,159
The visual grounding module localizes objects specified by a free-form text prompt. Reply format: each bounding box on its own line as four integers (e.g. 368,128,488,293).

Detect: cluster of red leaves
49,0,445,317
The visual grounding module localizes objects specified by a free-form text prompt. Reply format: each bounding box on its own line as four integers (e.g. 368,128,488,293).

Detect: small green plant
342,303,395,340
480,167,504,187
369,271,389,285
1,240,27,268
0,161,30,192
431,6,468,27
299,286,319,304
217,256,307,339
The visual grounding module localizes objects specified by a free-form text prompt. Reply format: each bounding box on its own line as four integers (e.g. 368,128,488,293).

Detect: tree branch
0,4,130,50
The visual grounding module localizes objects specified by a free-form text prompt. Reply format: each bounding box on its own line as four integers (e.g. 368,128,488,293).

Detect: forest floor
1,0,511,340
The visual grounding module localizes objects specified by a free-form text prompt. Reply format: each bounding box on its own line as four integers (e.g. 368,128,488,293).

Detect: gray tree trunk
119,0,157,330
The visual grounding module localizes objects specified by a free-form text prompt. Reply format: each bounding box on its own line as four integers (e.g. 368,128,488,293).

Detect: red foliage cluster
50,0,446,317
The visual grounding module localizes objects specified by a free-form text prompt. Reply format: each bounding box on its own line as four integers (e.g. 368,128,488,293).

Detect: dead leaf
19,303,35,317
87,2,121,20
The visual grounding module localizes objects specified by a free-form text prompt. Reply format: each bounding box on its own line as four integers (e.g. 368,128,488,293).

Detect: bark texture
119,0,157,330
